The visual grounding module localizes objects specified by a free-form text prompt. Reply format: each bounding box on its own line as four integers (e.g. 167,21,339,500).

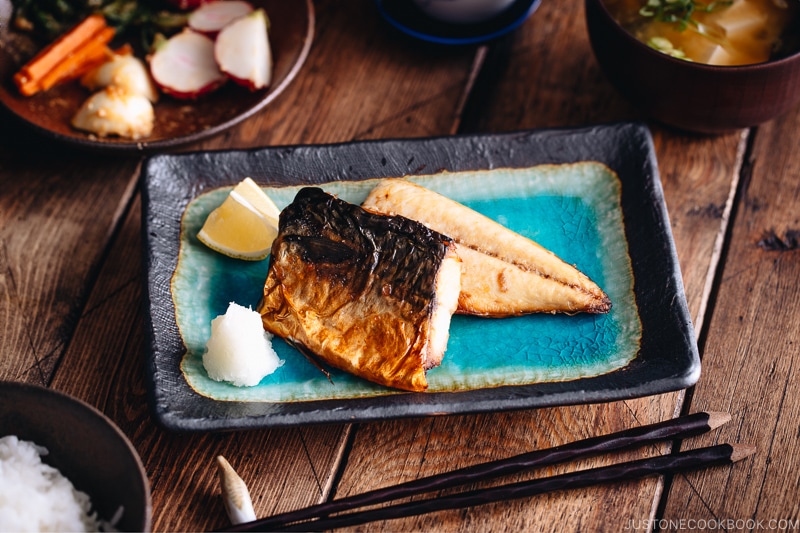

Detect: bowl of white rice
0,381,151,532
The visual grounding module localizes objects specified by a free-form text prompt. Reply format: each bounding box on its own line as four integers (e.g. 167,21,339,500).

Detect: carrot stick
13,72,42,97
112,43,134,57
20,14,107,79
67,45,115,83
39,26,116,91
13,14,108,96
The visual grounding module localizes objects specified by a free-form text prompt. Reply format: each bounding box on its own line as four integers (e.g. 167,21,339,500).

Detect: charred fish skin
362,178,611,317
257,187,461,392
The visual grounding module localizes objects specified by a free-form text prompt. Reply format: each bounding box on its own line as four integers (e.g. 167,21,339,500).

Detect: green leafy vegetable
11,0,187,50
638,0,732,31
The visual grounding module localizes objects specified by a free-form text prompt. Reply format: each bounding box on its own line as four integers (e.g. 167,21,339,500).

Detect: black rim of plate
374,0,541,45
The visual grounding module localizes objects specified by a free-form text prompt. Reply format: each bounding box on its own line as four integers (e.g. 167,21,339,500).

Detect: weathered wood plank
461,1,637,133
661,105,800,528
0,116,139,385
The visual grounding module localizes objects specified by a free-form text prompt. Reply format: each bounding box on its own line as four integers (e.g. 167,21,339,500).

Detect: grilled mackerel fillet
257,187,461,392
362,178,611,317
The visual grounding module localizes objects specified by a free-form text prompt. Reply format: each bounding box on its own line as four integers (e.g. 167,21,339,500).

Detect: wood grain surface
1,0,798,531
660,109,800,530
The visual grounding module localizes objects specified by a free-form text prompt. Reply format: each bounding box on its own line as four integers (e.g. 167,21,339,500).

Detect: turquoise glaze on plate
173,163,641,402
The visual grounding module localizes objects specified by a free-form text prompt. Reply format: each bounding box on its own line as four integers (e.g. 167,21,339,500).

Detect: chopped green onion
638,0,732,31
647,36,692,60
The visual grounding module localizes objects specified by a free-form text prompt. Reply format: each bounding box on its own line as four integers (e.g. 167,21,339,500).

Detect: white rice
0,435,103,532
203,302,284,387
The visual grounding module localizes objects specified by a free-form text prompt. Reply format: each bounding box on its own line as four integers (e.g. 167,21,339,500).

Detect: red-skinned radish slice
214,8,272,91
189,1,254,36
164,0,208,11
150,29,227,99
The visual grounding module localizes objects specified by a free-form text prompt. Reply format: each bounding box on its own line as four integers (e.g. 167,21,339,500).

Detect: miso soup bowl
585,0,800,133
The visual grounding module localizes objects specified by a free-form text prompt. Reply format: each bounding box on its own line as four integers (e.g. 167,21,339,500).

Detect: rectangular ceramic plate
142,123,700,431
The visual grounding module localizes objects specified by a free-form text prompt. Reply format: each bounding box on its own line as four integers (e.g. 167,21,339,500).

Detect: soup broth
603,0,798,65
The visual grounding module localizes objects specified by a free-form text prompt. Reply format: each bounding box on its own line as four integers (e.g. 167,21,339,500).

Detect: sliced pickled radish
189,1,254,36
150,29,227,99
214,8,272,91
165,0,208,10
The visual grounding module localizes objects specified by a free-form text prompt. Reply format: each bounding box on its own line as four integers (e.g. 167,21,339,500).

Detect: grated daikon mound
203,302,283,387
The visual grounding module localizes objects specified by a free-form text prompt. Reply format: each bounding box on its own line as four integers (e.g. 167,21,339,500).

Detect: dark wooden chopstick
224,411,732,532
280,443,755,532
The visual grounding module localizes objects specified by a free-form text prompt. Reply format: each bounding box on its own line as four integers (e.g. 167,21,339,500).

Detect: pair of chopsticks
223,411,753,532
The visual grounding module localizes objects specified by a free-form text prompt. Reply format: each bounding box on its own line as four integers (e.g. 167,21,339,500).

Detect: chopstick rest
222,411,743,532
217,456,257,525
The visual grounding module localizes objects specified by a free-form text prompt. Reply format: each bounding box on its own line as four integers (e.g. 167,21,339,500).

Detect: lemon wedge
197,178,280,261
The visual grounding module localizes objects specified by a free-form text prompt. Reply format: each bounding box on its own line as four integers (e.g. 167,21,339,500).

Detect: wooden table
2,1,799,531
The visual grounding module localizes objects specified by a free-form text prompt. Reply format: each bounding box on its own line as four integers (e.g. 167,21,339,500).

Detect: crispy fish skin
257,187,461,392
362,178,611,317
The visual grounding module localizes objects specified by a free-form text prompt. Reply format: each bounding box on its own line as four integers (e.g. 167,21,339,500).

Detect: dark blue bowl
375,0,541,45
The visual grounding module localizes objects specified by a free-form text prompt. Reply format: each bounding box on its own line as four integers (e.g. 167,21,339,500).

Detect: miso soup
603,0,799,65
